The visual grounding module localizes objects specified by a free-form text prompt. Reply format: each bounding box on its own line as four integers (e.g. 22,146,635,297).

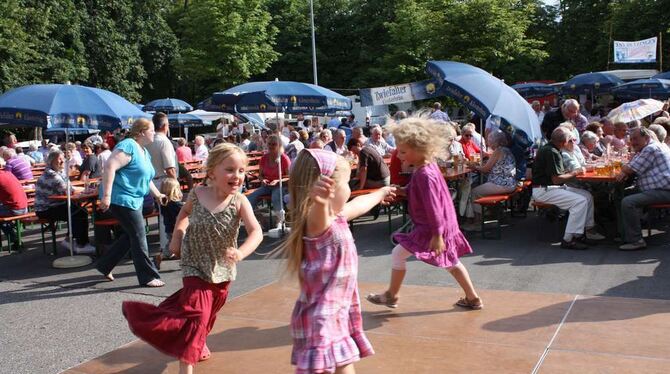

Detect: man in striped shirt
2,148,33,181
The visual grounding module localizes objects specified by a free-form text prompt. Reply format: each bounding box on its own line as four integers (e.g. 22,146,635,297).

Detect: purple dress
393,163,472,267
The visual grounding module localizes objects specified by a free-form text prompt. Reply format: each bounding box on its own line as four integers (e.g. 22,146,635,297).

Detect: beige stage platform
66,282,670,373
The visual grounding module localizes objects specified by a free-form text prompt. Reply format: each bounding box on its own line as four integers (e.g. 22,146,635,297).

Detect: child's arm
342,186,396,221
169,197,193,258
226,195,264,262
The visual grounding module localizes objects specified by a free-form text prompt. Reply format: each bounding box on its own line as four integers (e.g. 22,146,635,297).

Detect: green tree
0,0,36,92
24,0,89,84
79,0,146,102
174,0,279,102
258,0,312,83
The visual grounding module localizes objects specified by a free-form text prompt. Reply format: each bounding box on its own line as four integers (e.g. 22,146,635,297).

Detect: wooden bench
19,214,59,255
472,182,531,239
531,201,567,242
0,212,37,253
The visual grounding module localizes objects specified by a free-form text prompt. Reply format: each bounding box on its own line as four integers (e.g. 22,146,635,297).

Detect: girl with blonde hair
122,143,263,374
367,115,483,310
274,149,395,374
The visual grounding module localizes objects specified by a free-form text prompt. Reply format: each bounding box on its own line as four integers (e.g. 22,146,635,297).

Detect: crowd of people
1,94,670,373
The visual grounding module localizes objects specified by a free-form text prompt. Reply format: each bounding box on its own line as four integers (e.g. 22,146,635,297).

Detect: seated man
616,127,670,250
0,169,28,251
365,125,394,156
532,127,605,250
348,138,390,189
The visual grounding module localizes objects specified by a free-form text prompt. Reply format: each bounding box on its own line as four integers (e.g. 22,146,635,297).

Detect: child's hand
309,175,335,205
379,186,397,205
393,185,407,197
169,243,181,259
225,247,243,264
429,235,445,256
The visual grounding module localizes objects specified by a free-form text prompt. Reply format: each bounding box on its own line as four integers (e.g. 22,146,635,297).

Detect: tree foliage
0,0,667,103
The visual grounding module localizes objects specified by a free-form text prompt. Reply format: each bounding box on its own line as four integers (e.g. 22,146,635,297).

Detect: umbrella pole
53,127,92,268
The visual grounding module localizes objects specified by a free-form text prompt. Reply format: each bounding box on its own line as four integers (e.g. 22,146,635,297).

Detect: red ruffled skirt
122,276,231,365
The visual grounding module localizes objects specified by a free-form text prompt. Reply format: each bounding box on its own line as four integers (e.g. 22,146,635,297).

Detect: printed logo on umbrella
425,83,436,94
15,112,22,119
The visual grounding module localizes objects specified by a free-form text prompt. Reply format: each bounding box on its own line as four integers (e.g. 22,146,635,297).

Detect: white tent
186,109,234,125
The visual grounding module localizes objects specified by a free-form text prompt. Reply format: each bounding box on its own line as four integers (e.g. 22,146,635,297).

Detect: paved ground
1,212,669,373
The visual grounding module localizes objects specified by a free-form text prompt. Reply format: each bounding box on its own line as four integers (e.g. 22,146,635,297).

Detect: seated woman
35,150,94,253
560,124,586,172
579,131,600,161
247,135,291,228
175,138,193,163
584,122,606,156
463,130,516,231
458,125,481,160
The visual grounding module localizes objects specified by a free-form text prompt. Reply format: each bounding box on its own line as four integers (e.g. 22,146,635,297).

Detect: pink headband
305,149,338,177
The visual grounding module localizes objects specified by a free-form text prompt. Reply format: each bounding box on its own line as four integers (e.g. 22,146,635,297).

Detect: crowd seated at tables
2,147,33,181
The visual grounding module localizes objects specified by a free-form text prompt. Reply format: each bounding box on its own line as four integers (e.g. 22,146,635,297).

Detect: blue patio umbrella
211,80,351,113
0,84,148,133
511,82,559,99
652,71,670,80
611,78,670,100
560,72,624,95
210,80,351,237
143,98,193,113
0,83,149,268
425,60,541,141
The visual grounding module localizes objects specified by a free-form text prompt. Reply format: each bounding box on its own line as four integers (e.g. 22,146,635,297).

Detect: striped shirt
4,157,33,181
628,141,670,191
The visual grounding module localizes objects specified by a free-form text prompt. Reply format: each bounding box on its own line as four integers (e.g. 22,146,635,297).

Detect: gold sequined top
181,191,240,283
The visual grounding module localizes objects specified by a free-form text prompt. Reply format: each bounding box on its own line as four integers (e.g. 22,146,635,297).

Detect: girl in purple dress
366,116,483,310
274,149,395,374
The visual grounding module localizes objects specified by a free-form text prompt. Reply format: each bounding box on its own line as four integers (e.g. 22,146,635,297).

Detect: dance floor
65,282,670,373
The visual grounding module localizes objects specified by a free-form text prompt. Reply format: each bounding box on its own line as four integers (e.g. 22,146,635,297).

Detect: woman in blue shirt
95,118,168,287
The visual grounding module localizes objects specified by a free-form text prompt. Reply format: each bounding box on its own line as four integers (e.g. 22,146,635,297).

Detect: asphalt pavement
1,212,668,374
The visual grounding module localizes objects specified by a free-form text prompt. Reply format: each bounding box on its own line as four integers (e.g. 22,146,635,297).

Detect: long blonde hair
272,151,348,279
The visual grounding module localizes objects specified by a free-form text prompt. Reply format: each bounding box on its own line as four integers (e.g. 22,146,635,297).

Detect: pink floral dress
291,214,374,373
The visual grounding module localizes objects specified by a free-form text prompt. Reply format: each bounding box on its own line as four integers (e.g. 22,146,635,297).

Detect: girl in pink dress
366,116,483,310
274,149,396,374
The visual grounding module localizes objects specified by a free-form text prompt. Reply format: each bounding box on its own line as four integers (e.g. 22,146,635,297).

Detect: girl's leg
335,363,356,374
447,262,479,301
367,245,410,307
179,361,193,374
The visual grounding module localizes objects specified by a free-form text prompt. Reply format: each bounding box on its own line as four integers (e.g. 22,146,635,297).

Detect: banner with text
359,80,441,107
613,37,657,64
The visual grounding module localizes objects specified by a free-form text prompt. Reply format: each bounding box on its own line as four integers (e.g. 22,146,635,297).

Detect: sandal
145,279,165,288
455,296,483,310
199,345,211,362
366,291,399,308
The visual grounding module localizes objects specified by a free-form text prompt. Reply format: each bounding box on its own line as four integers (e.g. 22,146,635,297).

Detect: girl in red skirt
122,143,263,374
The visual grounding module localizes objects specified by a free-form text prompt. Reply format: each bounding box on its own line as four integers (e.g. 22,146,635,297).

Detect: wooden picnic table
443,167,474,181
575,171,618,183
576,170,625,236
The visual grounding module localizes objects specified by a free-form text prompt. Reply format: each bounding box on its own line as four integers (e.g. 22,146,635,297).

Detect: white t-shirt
195,144,209,160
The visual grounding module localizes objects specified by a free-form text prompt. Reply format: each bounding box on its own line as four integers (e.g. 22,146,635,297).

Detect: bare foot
105,273,114,281
145,279,165,287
